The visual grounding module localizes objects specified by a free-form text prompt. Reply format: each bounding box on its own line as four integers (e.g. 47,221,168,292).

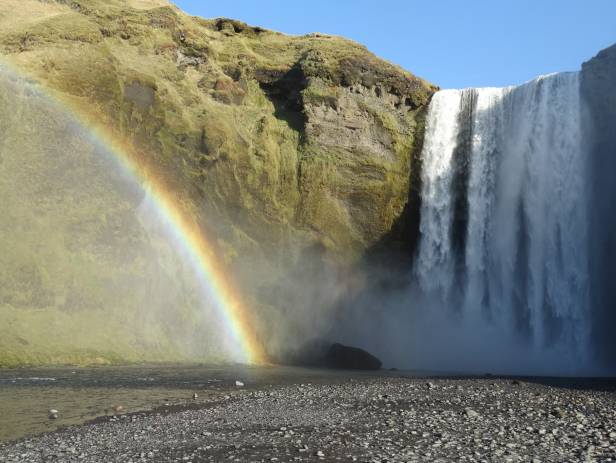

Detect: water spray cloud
0,61,266,365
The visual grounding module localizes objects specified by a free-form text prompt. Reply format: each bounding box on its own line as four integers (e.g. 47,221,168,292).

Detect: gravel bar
1,377,616,462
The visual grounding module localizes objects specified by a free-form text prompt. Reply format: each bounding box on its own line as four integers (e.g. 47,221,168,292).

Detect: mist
312,66,616,377
3,48,616,376
0,66,242,364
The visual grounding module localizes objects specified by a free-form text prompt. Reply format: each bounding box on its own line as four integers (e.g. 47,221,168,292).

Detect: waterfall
414,72,590,372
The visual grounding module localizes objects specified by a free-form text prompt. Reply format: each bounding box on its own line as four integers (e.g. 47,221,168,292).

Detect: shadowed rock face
0,0,436,365
581,44,616,368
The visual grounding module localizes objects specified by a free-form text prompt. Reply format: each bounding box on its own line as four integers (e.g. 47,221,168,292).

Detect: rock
192,393,198,399
5,374,616,463
235,381,245,387
0,0,435,367
582,44,616,366
112,405,124,414
324,343,382,370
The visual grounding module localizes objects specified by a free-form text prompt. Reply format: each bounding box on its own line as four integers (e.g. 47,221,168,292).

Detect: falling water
414,73,590,372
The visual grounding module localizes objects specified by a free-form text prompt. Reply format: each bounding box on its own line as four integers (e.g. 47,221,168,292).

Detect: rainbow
1,62,266,365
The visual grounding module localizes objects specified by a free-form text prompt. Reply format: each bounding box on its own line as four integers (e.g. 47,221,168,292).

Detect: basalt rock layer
0,0,435,365
581,44,616,367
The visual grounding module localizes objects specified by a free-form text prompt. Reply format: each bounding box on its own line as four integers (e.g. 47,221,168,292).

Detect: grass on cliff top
1,0,434,90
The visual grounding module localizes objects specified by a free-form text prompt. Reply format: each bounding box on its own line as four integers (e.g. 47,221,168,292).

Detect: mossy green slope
0,70,232,367
0,0,436,366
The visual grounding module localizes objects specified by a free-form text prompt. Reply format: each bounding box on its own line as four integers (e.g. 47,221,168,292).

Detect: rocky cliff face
581,44,616,367
0,0,436,365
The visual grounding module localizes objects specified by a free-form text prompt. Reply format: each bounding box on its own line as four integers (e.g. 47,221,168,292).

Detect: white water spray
414,72,590,373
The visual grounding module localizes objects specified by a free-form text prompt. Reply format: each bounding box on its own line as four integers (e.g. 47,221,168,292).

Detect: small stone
235,380,245,387
316,450,325,458
112,405,124,414
464,408,479,418
193,393,198,399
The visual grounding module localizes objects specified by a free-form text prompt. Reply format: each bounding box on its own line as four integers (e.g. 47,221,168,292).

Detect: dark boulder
325,343,382,370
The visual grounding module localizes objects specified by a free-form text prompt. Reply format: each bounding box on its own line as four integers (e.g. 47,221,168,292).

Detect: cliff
581,44,616,367
0,0,436,365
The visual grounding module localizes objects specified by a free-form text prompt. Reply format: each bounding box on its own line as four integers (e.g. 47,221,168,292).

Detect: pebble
2,377,614,463
112,405,124,414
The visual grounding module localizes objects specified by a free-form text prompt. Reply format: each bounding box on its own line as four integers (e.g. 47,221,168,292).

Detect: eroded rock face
252,43,435,256
0,0,436,365
301,78,424,245
581,44,616,367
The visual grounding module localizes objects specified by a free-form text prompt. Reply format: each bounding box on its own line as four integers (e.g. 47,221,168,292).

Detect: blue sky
173,0,616,89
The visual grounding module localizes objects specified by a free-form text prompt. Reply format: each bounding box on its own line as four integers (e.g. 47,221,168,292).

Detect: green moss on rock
0,0,437,366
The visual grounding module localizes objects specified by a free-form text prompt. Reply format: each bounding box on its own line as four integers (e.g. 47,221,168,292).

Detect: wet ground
1,366,616,462
0,364,386,442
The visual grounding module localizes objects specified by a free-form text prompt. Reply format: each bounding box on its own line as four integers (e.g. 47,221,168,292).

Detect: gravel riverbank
1,376,615,462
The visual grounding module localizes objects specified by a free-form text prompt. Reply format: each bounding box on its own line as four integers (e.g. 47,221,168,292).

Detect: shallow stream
0,364,387,442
